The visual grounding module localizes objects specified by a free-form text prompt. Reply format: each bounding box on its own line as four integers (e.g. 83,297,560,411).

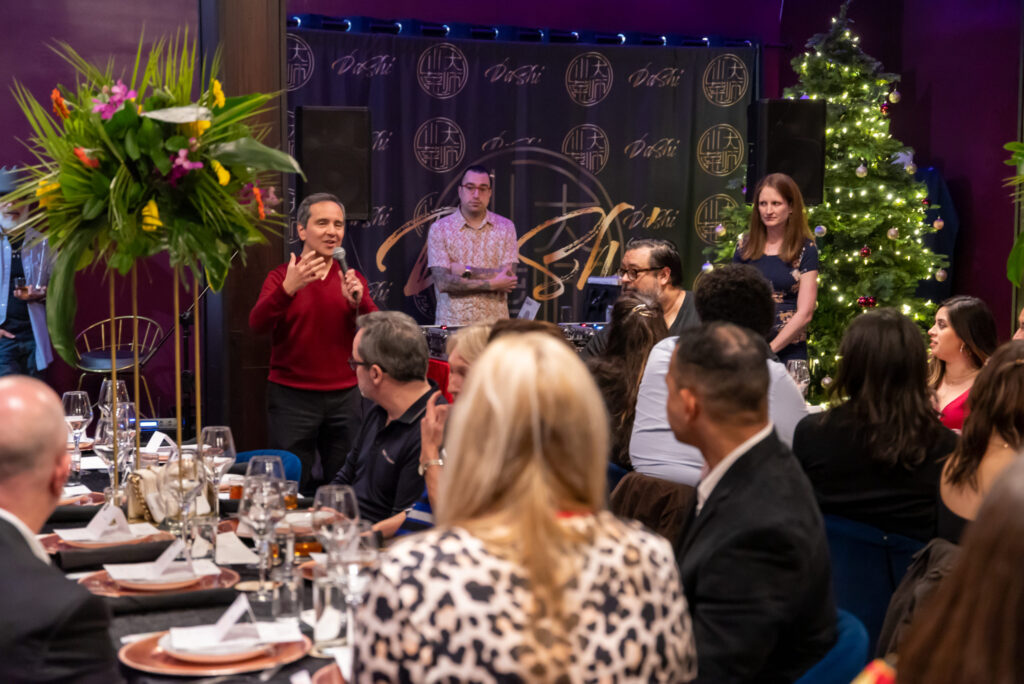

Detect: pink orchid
166,149,204,187
91,79,137,120
263,186,281,208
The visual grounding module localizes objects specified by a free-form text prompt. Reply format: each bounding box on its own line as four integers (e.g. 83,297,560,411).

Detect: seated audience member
870,458,1024,684
581,237,699,359
928,295,997,430
357,333,698,681
331,311,435,524
793,308,957,541
587,292,668,469
375,323,492,538
0,376,123,683
630,263,807,485
669,323,835,682
939,340,1024,541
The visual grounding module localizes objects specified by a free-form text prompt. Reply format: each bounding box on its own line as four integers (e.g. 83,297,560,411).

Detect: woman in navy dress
733,173,819,363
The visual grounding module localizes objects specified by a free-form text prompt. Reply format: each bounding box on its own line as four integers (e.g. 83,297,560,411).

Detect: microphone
332,246,349,275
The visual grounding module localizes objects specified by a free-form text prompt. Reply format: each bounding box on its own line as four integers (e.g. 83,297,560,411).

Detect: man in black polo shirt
331,311,435,523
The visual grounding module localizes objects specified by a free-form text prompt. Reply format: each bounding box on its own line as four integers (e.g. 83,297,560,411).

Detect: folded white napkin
79,456,107,471
215,531,259,565
54,522,160,543
61,484,92,498
104,559,220,582
168,621,303,652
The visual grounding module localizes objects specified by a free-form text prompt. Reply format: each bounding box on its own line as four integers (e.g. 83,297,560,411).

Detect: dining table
48,462,344,683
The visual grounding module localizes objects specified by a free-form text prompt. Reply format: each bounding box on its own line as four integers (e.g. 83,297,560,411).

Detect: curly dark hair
694,263,775,339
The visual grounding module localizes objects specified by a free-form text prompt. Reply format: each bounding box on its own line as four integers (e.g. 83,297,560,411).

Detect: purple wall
0,0,198,405
1,0,1019,404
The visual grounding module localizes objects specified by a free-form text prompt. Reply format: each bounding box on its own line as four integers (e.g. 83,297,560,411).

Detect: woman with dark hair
733,172,818,362
793,308,956,541
938,340,1024,541
928,295,997,430
587,292,668,469
887,458,1024,683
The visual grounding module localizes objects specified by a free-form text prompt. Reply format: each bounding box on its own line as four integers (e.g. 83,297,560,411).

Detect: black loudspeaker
746,99,826,206
295,106,371,220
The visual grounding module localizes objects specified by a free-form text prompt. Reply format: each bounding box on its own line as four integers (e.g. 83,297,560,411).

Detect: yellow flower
212,79,226,109
180,119,212,138
210,159,230,186
141,199,162,232
35,179,60,208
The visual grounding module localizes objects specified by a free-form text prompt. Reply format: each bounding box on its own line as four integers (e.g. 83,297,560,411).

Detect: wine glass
163,448,207,550
238,477,287,610
92,402,134,493
198,426,236,516
62,391,92,485
245,454,285,482
339,520,379,645
312,484,360,566
786,360,811,398
98,378,130,416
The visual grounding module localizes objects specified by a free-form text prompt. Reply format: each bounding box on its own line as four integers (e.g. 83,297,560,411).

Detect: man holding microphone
250,193,377,493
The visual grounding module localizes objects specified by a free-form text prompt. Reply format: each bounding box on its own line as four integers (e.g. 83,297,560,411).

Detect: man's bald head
0,376,67,482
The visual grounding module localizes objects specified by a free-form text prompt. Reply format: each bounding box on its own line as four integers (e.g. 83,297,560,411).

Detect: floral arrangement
1,30,302,363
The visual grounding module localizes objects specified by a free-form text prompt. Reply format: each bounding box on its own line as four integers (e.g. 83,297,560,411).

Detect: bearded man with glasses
581,237,700,359
427,165,519,326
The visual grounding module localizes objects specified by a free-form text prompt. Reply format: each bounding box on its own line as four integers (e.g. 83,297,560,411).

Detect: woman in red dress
928,295,996,430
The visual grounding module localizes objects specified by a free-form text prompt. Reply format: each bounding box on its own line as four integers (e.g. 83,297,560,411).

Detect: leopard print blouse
355,512,697,682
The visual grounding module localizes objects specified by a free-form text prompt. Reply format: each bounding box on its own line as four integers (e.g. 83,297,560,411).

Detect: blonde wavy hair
437,332,609,667
445,322,492,364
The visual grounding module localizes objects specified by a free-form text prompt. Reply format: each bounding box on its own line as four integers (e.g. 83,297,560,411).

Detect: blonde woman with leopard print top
355,333,697,682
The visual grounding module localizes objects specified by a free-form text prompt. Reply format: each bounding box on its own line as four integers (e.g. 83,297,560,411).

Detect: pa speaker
746,100,826,206
295,106,371,220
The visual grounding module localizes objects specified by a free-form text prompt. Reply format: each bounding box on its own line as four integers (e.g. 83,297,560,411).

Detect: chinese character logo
702,54,749,107
561,124,610,174
696,124,745,176
417,43,469,99
565,52,614,107
414,117,466,173
694,194,739,244
286,34,315,92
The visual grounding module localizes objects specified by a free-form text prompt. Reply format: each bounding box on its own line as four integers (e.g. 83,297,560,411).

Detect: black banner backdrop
286,30,755,322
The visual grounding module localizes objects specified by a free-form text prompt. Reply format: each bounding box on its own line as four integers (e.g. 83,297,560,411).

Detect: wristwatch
418,450,445,476
461,266,472,279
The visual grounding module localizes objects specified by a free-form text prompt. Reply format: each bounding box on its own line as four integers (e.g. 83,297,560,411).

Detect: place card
167,594,303,651
104,559,219,582
85,504,132,538
142,430,174,454
215,531,259,565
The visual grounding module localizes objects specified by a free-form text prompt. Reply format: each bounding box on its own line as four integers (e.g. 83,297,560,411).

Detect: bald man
0,376,123,683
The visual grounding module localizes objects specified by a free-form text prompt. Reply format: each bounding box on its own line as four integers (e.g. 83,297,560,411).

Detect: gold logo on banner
695,194,738,244
565,52,613,106
696,124,744,176
413,117,466,173
417,43,469,99
286,34,315,92
702,54,749,107
562,124,610,174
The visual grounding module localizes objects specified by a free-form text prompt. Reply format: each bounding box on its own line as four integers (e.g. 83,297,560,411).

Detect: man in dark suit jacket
667,323,836,683
0,376,123,683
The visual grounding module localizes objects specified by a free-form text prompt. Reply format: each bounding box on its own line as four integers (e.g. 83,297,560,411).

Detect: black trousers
266,382,363,495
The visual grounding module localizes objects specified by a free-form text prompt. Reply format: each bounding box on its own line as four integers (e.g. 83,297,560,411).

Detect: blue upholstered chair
823,514,925,653
235,449,302,483
795,610,870,684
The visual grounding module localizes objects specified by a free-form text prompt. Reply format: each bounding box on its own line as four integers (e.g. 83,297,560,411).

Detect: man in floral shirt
427,165,519,326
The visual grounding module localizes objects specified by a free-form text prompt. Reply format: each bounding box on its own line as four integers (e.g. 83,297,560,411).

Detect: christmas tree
711,1,947,401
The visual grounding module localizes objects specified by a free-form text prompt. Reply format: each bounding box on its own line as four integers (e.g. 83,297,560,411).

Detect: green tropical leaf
1008,234,1024,286
124,128,140,160
208,138,304,178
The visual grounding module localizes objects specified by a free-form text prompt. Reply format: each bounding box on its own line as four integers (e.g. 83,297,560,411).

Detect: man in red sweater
249,193,378,493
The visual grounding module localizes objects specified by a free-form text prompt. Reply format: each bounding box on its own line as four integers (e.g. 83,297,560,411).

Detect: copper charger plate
58,491,106,506
78,567,241,597
66,438,94,451
40,531,173,554
298,560,322,582
313,662,346,684
118,631,311,677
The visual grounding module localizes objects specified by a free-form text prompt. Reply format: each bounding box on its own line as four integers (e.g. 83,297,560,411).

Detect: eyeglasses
347,358,374,372
616,267,661,281
460,183,491,194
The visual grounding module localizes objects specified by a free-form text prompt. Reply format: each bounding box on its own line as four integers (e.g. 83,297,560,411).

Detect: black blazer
675,430,836,683
0,517,123,683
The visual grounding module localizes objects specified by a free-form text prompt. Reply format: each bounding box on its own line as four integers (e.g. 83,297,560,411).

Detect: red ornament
857,296,877,308
922,198,931,206
880,101,890,115
860,245,872,257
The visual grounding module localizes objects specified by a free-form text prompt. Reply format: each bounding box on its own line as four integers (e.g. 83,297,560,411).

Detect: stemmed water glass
339,520,379,644
786,359,811,398
92,402,135,494
239,477,287,611
198,426,236,516
163,447,207,550
98,378,130,416
62,391,92,485
312,484,360,566
245,455,285,482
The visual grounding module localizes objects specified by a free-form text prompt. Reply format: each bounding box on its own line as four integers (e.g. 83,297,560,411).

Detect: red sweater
249,258,378,391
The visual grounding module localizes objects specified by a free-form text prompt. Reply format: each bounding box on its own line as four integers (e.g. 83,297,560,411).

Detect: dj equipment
420,323,604,358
